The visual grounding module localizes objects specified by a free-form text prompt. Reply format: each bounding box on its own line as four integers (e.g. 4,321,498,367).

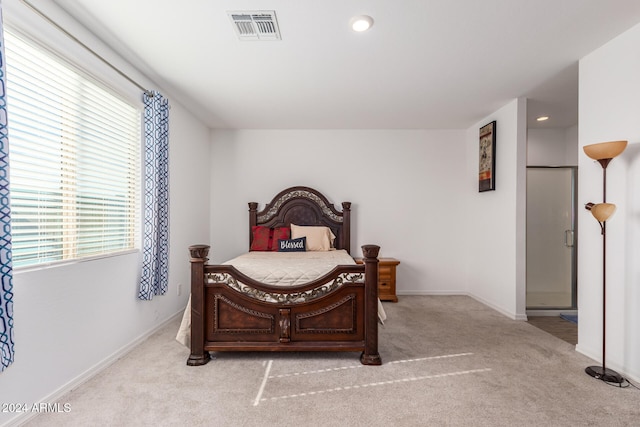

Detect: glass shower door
526,167,576,309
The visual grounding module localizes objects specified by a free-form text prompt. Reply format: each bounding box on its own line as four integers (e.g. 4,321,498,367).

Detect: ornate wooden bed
187,186,381,366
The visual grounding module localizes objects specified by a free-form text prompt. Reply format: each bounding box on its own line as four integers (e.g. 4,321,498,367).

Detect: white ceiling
51,0,640,130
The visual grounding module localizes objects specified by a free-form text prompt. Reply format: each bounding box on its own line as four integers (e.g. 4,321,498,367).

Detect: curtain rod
20,0,152,95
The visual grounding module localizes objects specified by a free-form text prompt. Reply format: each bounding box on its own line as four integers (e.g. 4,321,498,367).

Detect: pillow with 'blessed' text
277,236,306,252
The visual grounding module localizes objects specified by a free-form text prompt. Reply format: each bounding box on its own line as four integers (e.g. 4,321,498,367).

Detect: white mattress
220,249,357,286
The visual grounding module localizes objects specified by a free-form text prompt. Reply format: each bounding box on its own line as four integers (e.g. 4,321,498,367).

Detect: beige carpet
25,296,640,426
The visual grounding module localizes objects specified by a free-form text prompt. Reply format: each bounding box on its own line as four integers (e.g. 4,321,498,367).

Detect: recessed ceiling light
350,15,373,32
536,116,549,122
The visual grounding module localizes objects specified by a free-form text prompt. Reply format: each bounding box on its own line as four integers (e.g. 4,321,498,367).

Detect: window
4,29,141,268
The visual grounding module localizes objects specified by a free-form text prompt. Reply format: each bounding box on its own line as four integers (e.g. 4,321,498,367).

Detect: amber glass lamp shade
588,202,616,222
583,140,628,161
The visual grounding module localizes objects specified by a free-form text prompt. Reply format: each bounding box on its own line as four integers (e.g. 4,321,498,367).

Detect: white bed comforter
222,249,358,286
175,250,386,347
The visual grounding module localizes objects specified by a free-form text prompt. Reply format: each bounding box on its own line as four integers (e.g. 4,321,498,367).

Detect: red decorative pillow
250,226,290,251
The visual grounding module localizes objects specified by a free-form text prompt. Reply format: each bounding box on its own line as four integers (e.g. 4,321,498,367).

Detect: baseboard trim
397,290,468,296
3,309,184,427
396,291,527,321
468,293,528,321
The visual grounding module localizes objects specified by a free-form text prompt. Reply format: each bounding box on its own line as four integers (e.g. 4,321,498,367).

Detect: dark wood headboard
248,186,352,254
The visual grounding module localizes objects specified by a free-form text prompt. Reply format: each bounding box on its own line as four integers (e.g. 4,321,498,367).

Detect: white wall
564,125,579,165
463,99,528,320
578,22,640,381
210,122,528,322
527,125,578,166
210,129,469,295
0,2,211,425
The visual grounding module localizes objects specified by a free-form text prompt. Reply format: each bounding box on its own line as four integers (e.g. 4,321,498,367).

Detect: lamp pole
584,160,623,384
601,162,607,378
582,140,627,385
601,212,607,376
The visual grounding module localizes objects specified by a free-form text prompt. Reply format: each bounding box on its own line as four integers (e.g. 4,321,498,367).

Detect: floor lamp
583,140,627,385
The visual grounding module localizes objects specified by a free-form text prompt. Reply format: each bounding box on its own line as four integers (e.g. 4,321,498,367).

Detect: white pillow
290,224,336,251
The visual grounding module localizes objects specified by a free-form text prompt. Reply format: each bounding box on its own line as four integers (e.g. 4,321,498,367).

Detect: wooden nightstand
354,257,400,302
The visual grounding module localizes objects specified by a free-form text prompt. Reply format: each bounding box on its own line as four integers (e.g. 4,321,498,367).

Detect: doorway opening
526,166,577,312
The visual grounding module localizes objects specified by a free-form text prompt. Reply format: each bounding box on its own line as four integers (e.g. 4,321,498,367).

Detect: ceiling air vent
228,11,281,41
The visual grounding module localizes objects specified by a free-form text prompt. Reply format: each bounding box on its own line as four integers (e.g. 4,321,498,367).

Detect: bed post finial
361,244,382,366
189,244,210,262
361,244,379,260
187,244,211,366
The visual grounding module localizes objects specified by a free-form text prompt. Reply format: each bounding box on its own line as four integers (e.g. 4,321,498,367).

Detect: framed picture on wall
479,121,496,192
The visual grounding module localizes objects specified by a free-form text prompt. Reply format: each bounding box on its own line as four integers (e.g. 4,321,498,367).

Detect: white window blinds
4,29,141,268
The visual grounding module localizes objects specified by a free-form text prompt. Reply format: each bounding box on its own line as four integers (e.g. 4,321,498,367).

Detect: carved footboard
187,244,381,366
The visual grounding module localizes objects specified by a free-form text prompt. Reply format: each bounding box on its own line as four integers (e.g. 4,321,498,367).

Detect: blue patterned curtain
138,91,169,300
0,3,15,372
